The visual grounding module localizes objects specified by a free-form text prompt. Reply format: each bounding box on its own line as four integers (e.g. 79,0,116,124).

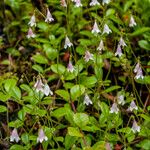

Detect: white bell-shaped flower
84,94,93,106
64,36,73,49
131,120,140,133
28,14,36,27
103,24,112,34
37,128,48,143
91,20,101,35
45,8,54,23
129,16,136,27
89,0,100,6
10,128,20,143
110,103,119,114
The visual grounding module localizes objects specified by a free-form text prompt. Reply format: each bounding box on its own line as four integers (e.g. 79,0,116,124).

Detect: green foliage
0,0,150,149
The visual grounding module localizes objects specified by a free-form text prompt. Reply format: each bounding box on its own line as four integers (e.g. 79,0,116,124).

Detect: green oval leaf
70,84,85,100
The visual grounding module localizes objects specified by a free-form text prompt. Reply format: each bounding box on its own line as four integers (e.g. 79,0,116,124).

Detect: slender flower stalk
131,120,141,133
10,128,20,143
110,103,119,114
103,24,112,34
84,50,94,62
28,14,36,27
27,28,36,39
64,36,73,49
129,16,136,27
89,0,100,6
91,20,101,35
84,94,93,106
37,128,48,143
45,8,54,23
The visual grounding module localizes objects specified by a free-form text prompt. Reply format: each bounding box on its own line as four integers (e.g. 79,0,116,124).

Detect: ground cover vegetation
0,0,150,149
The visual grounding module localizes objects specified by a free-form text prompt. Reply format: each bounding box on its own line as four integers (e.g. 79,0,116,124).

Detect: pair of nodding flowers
91,20,112,35
27,8,54,38
10,128,48,143
34,77,53,96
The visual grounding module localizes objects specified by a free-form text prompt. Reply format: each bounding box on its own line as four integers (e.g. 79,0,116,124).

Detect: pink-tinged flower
37,128,48,143
102,0,111,5
91,20,101,35
103,24,112,34
127,101,138,112
134,62,140,73
89,0,100,6
84,94,93,106
134,63,144,79
84,50,94,62
97,40,104,52
115,44,123,57
45,8,54,23
27,28,36,39
135,67,144,79
28,15,36,27
105,142,112,150
34,78,44,93
75,0,82,7
67,61,75,73
43,84,53,96
110,103,119,114
129,16,136,27
64,36,73,49
119,37,127,47
60,0,67,7
10,128,20,143
131,120,140,133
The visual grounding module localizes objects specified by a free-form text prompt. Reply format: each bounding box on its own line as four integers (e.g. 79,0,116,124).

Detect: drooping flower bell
89,0,100,6
75,0,82,7
97,40,104,52
105,142,112,150
119,37,127,47
91,20,101,35
115,44,123,57
64,36,73,49
129,15,136,27
84,94,93,106
110,103,119,114
103,24,112,34
60,0,67,7
37,128,48,143
10,128,20,143
67,61,75,73
134,62,144,79
28,14,36,27
43,84,53,96
45,8,54,23
131,120,140,133
117,91,125,105
27,28,36,39
127,101,138,112
102,0,111,5
84,50,94,62
34,78,44,93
